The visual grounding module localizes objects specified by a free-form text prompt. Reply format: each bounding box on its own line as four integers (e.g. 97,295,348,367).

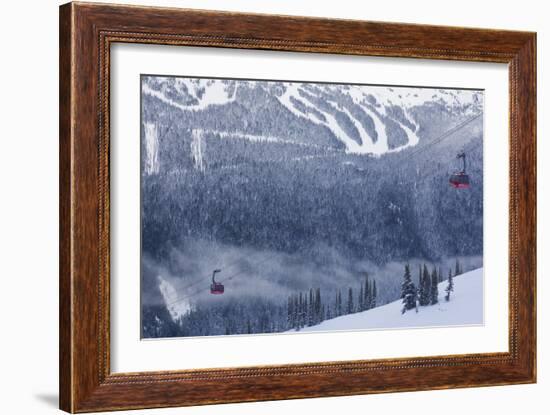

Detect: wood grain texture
59,2,537,412
59,3,73,411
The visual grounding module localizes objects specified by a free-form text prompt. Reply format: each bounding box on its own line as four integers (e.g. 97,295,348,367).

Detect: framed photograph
59,2,536,412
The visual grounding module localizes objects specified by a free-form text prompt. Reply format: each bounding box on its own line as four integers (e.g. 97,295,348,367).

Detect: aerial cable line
165,251,280,306
157,111,483,306
398,112,482,163
169,250,260,295
166,251,279,306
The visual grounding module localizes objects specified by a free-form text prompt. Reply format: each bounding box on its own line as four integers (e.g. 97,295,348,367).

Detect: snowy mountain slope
140,73,484,269
142,77,238,111
157,275,191,321
294,267,483,332
142,76,483,156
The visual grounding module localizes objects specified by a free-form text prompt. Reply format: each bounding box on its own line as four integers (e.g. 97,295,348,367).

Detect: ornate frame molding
60,2,536,412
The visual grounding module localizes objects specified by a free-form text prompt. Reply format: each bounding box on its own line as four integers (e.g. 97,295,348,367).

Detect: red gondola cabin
210,269,224,294
449,151,470,189
449,172,470,188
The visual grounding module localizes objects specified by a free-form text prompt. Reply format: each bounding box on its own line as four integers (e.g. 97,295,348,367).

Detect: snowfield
293,267,483,333
157,276,191,321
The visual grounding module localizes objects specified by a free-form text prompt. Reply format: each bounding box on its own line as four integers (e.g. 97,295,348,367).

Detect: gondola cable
396,112,482,164
160,112,484,305
165,251,280,306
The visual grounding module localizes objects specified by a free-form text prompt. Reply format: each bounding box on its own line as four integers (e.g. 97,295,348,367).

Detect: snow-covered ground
157,275,191,321
294,267,483,333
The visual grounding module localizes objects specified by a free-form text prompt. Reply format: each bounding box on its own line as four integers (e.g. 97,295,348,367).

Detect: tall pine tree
445,269,454,301
455,259,461,276
358,282,364,312
370,279,377,309
347,287,354,314
363,274,370,311
307,289,314,326
430,267,439,305
315,288,322,324
287,295,294,329
419,264,431,306
401,264,416,313
418,265,422,300
298,292,304,329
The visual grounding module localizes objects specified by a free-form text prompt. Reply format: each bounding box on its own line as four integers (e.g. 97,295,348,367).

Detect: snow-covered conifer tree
308,289,314,326
419,264,431,306
363,273,370,310
445,269,454,301
315,288,322,324
358,283,364,312
287,295,294,329
401,264,416,313
293,295,299,329
430,267,439,305
347,287,354,314
326,304,332,321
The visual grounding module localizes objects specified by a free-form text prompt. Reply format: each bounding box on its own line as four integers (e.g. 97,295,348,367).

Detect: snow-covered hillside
294,268,483,332
157,275,191,321
142,76,483,156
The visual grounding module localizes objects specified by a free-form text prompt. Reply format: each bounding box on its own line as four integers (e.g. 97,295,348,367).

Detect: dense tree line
401,259,462,314
142,258,471,337
285,274,378,331
143,274,380,337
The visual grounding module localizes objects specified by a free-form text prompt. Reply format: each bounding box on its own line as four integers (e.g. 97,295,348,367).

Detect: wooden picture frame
59,2,536,412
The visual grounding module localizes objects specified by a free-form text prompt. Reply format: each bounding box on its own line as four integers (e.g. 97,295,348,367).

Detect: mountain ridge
141,76,483,162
